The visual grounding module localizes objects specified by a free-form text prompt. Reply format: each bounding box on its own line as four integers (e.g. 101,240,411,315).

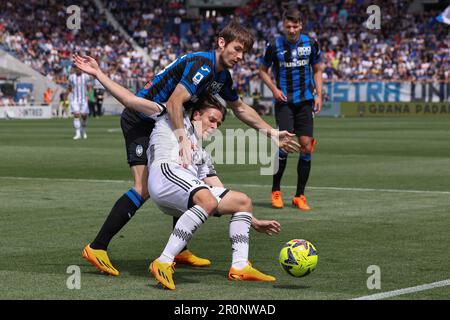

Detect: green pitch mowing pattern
0,116,449,300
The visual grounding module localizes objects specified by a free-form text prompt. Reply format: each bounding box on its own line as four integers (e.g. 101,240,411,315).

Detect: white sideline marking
351,279,450,300
1,176,450,195
107,128,121,133
0,176,130,184
229,183,450,195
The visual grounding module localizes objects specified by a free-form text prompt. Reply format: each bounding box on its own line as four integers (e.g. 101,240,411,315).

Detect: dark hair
190,93,227,122
218,21,254,52
282,8,302,23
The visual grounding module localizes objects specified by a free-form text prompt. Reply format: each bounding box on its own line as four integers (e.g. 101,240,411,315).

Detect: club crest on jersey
136,145,144,157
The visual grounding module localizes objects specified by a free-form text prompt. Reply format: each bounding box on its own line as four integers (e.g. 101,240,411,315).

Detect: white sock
73,118,81,136
159,205,208,263
229,212,252,269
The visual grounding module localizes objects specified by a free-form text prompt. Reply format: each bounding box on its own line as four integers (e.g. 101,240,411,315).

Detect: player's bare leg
131,165,149,199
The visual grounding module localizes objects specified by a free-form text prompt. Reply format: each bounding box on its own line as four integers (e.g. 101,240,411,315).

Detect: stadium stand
0,0,449,106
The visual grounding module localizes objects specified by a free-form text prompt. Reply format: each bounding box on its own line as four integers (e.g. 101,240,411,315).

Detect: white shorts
70,100,89,114
148,162,229,217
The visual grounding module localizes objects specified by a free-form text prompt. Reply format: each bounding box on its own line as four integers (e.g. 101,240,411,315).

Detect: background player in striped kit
259,8,323,211
68,68,91,140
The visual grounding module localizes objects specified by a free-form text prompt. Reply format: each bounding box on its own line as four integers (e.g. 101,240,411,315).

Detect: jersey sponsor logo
136,145,144,157
279,59,309,67
208,81,224,94
144,82,153,90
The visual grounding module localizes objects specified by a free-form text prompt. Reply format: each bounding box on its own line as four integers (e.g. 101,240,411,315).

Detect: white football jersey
69,73,90,103
147,109,216,179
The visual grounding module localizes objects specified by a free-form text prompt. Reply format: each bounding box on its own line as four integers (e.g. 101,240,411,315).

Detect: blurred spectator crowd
0,0,449,102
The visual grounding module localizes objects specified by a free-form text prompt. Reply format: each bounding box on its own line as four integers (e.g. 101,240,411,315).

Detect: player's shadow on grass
113,259,226,283
272,284,311,290
251,200,277,209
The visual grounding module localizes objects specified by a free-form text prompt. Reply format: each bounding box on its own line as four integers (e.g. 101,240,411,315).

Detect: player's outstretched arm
227,99,300,153
166,84,193,168
251,217,281,236
72,54,162,116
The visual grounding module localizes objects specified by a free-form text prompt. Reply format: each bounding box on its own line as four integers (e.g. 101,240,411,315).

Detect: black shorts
275,100,314,137
120,108,155,167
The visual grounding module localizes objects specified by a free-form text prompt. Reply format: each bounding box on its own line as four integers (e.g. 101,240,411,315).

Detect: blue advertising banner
15,83,33,102
323,82,450,103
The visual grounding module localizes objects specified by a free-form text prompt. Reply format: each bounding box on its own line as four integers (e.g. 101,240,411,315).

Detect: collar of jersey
211,50,218,72
283,34,304,47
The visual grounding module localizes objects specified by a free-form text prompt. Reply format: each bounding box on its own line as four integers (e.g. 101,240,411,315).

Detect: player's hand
314,95,322,114
272,88,287,102
252,219,281,236
276,130,301,153
178,136,192,168
72,54,100,77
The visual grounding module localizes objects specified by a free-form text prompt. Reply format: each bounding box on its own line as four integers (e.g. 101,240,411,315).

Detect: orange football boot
292,195,311,211
271,191,284,209
174,249,211,267
82,244,119,276
228,262,276,282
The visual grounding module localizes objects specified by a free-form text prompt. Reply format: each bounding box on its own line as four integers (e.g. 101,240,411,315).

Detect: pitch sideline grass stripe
351,279,450,300
1,176,450,195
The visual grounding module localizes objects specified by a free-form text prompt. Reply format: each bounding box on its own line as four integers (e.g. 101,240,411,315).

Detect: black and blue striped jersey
130,50,237,121
262,34,321,104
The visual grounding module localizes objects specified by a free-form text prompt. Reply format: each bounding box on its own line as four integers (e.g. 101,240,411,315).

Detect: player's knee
204,198,219,216
238,193,253,212
133,184,149,200
300,142,314,154
197,194,218,216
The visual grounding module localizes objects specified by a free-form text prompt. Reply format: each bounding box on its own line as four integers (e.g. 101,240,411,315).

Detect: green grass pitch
0,115,449,300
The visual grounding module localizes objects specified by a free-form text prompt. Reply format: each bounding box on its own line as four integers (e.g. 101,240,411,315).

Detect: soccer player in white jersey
73,55,282,287
68,68,90,140
144,94,280,290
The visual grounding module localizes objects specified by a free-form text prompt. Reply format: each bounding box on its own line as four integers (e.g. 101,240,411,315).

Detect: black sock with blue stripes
91,188,146,250
296,153,312,197
272,149,288,192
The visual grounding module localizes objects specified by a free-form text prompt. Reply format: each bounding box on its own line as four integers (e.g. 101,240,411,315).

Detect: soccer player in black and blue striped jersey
259,8,323,211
